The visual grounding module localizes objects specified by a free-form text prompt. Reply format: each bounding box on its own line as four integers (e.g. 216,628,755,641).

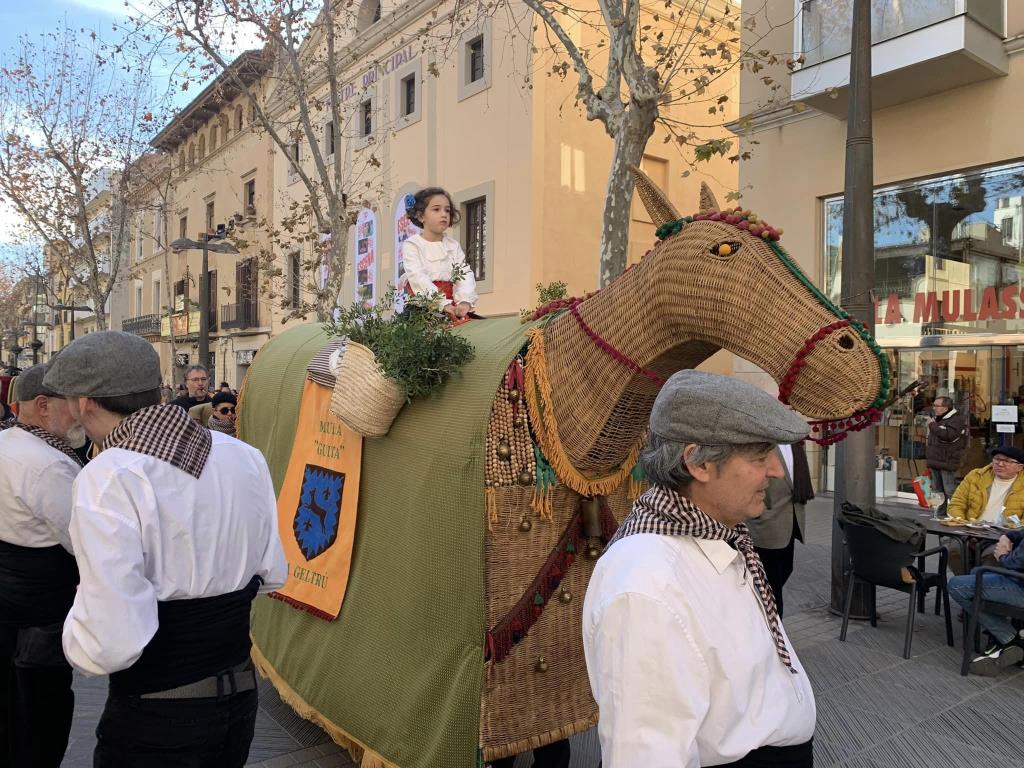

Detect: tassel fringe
524,328,643,497
485,486,498,530
249,642,398,768
268,591,338,622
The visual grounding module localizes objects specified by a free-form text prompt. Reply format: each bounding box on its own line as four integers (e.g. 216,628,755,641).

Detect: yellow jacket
947,464,1024,522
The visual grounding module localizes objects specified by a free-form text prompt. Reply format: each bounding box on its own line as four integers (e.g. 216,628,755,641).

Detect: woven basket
330,341,406,437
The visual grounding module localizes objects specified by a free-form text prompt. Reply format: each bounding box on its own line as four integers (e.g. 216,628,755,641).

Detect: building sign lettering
341,46,417,102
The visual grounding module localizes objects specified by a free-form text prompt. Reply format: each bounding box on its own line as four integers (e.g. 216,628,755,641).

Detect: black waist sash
0,539,78,628
719,740,814,768
109,576,262,697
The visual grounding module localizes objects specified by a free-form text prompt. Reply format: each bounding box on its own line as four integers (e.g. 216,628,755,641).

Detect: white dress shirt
62,431,288,676
400,234,479,308
0,426,81,552
583,533,816,767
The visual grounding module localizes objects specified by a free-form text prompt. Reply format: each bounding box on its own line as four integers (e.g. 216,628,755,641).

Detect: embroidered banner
271,379,362,620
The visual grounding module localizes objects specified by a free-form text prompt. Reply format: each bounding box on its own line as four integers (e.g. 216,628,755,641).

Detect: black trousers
0,624,75,768
718,739,813,767
491,738,571,768
94,688,258,768
755,531,797,618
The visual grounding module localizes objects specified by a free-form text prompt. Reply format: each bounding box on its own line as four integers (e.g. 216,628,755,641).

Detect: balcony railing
122,313,161,337
220,300,258,330
800,0,1002,67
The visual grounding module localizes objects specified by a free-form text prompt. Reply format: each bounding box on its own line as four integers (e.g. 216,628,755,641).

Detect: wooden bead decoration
484,374,537,488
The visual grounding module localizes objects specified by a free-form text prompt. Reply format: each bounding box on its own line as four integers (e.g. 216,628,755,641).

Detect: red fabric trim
404,279,454,300
569,302,666,386
268,590,338,622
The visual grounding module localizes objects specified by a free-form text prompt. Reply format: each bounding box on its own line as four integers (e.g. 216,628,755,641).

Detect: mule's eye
711,241,740,258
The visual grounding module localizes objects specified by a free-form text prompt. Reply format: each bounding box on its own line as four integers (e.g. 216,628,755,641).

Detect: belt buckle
215,667,238,700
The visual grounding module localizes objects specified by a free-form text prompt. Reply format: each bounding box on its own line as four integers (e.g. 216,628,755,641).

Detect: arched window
356,0,381,32
188,144,196,167
197,134,206,160
235,105,243,132
179,151,186,171
209,124,218,152
221,114,230,140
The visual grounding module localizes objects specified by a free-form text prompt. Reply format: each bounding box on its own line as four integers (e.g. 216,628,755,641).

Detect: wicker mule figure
237,171,890,768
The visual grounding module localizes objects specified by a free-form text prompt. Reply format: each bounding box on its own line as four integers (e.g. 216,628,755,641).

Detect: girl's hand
442,304,458,320
455,302,472,318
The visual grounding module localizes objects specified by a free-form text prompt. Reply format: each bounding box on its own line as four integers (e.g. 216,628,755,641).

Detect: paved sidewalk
62,496,1023,767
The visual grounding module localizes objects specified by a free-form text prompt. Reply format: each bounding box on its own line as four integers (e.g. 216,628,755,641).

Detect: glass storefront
822,161,1024,498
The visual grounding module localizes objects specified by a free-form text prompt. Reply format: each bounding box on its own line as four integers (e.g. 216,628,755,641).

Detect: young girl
401,187,478,320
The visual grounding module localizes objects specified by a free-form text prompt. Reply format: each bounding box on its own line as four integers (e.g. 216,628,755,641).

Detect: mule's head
634,170,890,444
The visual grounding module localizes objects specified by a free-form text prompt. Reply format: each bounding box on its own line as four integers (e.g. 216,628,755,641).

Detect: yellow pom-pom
717,243,733,256
776,227,784,236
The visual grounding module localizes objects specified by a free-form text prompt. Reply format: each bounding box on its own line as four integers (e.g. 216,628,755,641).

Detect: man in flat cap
44,331,288,767
583,370,816,768
0,363,85,767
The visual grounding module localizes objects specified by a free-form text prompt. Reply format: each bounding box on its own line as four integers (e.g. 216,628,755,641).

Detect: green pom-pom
534,592,544,606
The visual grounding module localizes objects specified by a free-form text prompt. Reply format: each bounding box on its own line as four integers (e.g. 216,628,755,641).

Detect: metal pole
31,279,39,366
69,309,76,342
199,235,210,373
832,0,875,615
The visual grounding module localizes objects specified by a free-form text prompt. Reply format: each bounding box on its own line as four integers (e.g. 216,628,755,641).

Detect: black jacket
926,409,967,471
168,393,212,411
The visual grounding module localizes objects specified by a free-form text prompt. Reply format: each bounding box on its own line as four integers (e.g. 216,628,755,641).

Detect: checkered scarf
102,404,211,478
13,422,85,467
611,485,795,673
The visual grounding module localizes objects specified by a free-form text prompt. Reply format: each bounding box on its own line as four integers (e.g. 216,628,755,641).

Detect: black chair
960,566,1024,676
839,520,953,659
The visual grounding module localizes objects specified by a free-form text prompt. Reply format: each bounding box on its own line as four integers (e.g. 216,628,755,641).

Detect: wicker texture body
480,481,636,761
330,341,406,437
540,217,883,476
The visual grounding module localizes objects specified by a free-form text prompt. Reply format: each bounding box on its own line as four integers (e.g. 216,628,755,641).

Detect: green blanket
241,315,532,768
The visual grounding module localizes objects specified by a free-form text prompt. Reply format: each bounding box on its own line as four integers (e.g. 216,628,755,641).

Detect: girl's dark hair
407,187,461,229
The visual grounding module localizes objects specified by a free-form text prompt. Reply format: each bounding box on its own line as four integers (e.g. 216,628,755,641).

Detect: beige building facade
734,1,1024,497
271,0,738,319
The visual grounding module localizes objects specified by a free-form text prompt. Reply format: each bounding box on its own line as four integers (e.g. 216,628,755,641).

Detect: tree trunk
598,112,656,287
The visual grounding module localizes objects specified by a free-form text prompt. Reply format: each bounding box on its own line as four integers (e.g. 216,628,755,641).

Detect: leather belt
139,659,257,700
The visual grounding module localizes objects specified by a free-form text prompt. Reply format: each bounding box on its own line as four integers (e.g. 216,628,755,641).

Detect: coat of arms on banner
294,465,345,561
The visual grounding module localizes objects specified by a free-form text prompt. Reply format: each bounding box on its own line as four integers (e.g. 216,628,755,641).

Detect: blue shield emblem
293,464,345,561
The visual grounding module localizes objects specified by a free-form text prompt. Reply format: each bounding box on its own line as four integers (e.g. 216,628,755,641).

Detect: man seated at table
947,446,1024,526
948,530,1024,675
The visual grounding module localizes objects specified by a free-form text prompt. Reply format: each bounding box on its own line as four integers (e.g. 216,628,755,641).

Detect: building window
179,215,188,240
325,120,336,156
235,105,243,132
197,135,206,160
244,179,256,212
356,0,381,31
179,151,186,172
135,283,143,315
188,144,195,167
468,36,484,83
154,208,165,250
206,200,215,233
221,114,230,140
462,197,487,281
136,215,145,261
290,251,301,307
360,100,373,137
287,142,300,182
1002,217,1015,244
209,124,218,152
153,278,162,312
457,23,491,101
401,75,416,117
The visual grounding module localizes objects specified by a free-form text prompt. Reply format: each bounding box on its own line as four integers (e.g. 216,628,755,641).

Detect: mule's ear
631,166,680,227
699,182,721,213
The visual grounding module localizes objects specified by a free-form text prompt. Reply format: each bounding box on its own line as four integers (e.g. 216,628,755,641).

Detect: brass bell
518,469,533,486
535,656,548,673
496,441,512,461
559,588,572,604
519,517,533,532
508,388,521,402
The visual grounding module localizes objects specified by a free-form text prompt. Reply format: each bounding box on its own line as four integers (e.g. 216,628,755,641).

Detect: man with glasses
925,395,966,517
947,446,1024,527
170,364,213,412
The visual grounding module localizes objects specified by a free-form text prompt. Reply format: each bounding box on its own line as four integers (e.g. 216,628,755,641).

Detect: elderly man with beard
0,364,86,768
583,371,816,768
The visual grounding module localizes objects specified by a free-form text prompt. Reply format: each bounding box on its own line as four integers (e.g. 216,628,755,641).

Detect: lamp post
832,0,876,615
170,233,238,373
52,304,94,343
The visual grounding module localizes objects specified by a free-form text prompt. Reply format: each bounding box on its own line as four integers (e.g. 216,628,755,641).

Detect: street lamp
52,304,94,343
170,233,239,373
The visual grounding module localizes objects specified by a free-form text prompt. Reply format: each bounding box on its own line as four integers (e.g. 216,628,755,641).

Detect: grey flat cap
14,364,59,402
44,331,160,398
651,370,809,445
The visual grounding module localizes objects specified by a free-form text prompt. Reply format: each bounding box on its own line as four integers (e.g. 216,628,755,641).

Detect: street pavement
62,497,1023,767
